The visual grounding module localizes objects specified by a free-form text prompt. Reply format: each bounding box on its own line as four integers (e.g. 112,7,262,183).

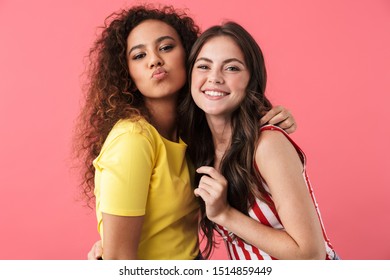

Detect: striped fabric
214,125,336,260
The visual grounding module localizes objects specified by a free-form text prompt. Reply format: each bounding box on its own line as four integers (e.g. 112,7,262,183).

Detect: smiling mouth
204,90,228,97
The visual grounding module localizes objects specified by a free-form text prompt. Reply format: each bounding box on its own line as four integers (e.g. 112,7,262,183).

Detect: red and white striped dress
215,125,336,260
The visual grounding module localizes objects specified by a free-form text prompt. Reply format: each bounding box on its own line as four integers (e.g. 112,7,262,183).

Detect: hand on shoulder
260,105,297,134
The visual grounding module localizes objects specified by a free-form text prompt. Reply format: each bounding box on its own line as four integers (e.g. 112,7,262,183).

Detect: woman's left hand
194,166,231,224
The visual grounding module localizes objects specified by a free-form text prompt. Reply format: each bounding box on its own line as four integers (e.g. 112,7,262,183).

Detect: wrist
212,205,233,227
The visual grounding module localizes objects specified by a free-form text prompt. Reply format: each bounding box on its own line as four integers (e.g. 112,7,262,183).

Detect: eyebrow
195,57,246,66
128,35,176,56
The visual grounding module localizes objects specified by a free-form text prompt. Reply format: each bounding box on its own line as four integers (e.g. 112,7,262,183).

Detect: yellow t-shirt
93,119,199,259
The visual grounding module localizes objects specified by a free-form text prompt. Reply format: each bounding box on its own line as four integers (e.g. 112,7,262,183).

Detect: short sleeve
96,131,154,216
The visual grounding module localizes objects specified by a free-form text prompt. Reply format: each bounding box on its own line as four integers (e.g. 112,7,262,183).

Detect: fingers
260,105,284,126
87,250,94,260
195,166,228,201
196,166,226,182
194,185,210,199
87,240,103,260
197,175,223,198
260,105,297,134
194,167,229,222
266,106,291,125
273,111,297,134
94,241,103,259
283,122,297,134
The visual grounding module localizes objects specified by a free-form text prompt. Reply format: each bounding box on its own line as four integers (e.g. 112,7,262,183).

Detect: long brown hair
73,5,200,206
179,21,273,258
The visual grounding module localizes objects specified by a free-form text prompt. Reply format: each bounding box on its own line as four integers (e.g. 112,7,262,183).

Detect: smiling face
126,19,187,102
190,35,250,119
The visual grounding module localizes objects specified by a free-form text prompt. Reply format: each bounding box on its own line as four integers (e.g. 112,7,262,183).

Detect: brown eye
160,45,174,52
197,65,209,70
226,66,240,71
133,53,146,60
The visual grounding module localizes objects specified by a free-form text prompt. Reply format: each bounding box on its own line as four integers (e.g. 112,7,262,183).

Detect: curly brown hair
73,4,200,206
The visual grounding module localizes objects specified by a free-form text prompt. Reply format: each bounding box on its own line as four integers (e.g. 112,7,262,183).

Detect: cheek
128,65,140,84
177,67,187,83
190,76,202,105
191,72,202,90
236,76,250,92
231,77,249,103
173,54,187,85
174,51,186,71
190,74,195,93
190,83,197,100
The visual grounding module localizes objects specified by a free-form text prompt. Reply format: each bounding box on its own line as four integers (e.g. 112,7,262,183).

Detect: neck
206,115,232,170
146,98,179,142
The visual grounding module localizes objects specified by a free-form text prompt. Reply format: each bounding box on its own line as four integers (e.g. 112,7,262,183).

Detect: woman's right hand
194,166,231,225
87,240,103,260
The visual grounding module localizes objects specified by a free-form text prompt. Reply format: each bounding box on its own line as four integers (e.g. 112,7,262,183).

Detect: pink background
0,0,389,260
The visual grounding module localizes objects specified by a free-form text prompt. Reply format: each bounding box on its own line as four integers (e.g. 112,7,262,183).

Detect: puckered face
126,19,187,102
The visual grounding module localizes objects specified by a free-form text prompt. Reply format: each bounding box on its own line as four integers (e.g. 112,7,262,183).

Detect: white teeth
204,90,226,97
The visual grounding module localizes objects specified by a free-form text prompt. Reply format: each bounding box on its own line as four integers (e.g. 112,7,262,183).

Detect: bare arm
195,131,325,259
260,105,297,134
101,214,144,259
93,130,152,260
88,214,143,260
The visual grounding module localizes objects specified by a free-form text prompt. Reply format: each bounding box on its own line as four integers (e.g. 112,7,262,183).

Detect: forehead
198,35,244,61
127,19,180,46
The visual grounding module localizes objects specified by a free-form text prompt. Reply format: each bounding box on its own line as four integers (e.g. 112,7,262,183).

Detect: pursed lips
152,67,167,80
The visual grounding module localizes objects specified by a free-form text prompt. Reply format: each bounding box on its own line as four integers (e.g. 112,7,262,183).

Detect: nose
208,70,224,84
209,75,223,84
148,51,163,68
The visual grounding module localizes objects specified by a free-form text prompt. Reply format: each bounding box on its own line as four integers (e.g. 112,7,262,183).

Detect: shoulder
95,119,157,166
105,118,156,144
256,125,304,172
100,118,157,155
257,126,293,155
111,118,152,136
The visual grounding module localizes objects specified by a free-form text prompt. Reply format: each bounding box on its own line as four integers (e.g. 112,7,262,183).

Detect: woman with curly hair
182,21,337,260
75,5,296,260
